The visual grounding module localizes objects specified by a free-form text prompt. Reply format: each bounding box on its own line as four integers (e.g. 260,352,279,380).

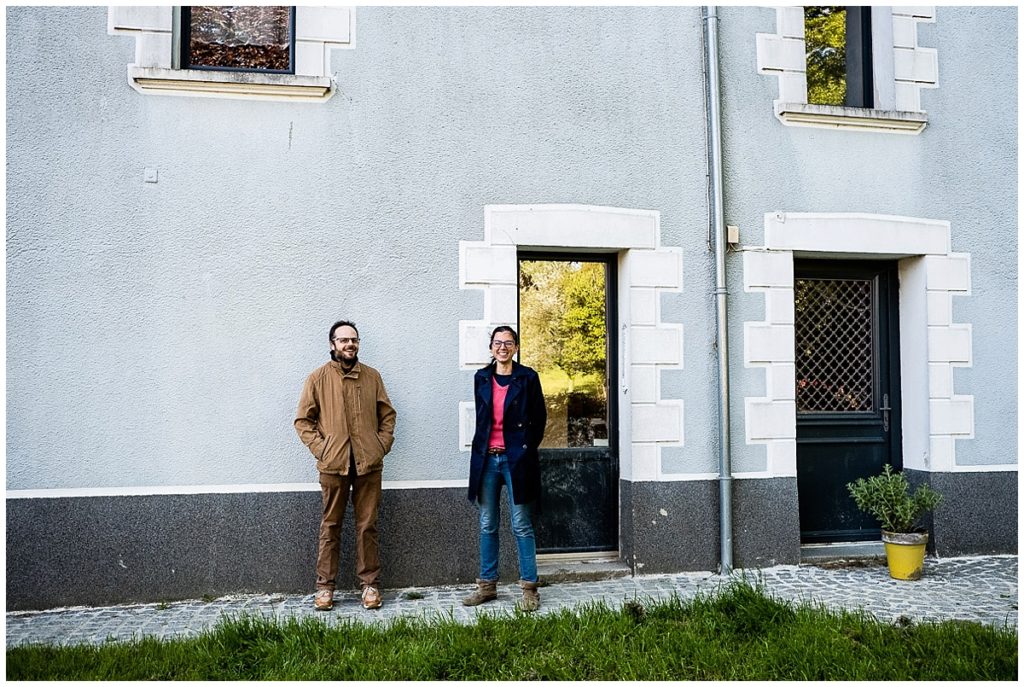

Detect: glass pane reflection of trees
519,260,609,449
805,6,847,106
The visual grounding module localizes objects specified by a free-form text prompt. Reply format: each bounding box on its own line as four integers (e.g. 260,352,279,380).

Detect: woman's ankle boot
518,580,540,612
462,579,498,606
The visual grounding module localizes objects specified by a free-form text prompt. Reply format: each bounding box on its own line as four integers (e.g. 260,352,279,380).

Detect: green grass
537,368,603,396
7,580,1017,680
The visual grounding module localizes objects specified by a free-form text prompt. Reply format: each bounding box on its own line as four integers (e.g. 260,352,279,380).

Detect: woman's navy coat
467,361,547,505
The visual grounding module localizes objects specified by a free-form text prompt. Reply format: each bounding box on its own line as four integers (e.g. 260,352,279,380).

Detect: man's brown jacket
295,360,397,475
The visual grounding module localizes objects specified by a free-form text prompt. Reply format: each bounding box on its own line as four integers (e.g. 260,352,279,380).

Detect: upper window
804,6,872,108
109,5,355,101
756,6,937,133
180,6,295,74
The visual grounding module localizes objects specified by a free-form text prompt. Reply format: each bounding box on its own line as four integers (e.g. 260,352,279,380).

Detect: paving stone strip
5,555,1016,648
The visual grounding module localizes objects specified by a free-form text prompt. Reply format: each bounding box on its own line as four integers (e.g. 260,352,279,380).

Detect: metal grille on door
794,278,874,413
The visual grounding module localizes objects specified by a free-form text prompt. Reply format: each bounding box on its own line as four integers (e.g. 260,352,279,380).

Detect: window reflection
186,6,293,72
519,260,609,449
805,6,847,106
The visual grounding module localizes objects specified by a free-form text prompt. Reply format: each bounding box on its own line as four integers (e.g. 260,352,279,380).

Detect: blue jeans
477,453,538,583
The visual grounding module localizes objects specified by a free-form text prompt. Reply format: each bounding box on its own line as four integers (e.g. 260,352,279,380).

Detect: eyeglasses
491,341,517,349
333,337,360,344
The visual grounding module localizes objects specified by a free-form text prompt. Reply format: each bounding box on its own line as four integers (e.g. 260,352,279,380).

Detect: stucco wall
716,5,1017,473
7,6,721,491
7,5,1015,491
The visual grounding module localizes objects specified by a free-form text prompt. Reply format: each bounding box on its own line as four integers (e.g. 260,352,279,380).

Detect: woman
463,325,547,611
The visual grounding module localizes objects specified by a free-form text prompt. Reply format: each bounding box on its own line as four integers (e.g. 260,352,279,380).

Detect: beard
331,350,358,365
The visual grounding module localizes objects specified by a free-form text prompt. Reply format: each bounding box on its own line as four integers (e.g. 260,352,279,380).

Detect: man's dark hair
329,320,359,343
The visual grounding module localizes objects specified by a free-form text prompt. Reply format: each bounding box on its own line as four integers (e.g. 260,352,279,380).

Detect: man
295,320,397,611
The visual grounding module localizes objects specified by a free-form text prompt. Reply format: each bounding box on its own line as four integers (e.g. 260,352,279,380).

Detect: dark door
795,260,901,543
518,254,618,554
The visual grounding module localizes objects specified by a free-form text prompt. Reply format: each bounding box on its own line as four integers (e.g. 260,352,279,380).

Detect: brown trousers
316,468,382,591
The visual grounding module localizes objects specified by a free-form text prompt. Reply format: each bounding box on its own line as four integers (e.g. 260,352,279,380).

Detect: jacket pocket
364,434,386,469
315,434,331,460
316,435,345,472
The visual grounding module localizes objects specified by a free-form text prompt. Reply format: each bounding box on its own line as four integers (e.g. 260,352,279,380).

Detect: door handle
880,393,891,432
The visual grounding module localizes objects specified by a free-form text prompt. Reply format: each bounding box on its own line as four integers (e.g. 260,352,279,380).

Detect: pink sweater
488,377,509,450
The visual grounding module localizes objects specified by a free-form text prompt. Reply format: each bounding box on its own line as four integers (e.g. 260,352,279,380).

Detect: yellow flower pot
882,530,928,580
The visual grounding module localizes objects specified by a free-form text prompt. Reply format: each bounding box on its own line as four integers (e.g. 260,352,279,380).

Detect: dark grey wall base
6,488,487,611
618,477,800,574
7,491,320,611
906,470,1018,557
9,471,1009,610
733,477,801,568
6,485,612,611
620,479,719,573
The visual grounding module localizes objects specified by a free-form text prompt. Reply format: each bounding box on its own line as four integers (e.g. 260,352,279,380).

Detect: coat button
522,444,527,449
517,423,523,428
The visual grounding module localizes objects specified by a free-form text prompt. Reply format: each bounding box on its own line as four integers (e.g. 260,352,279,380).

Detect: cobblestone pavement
5,555,1017,648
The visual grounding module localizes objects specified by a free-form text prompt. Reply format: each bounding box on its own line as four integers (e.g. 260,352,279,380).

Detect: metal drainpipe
702,5,733,575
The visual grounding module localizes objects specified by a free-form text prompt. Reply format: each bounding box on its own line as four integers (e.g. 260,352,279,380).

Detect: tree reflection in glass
519,260,609,449
805,6,847,106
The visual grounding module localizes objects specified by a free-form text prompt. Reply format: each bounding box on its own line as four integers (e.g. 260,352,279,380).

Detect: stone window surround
756,6,938,134
459,204,690,483
108,5,354,101
741,212,997,480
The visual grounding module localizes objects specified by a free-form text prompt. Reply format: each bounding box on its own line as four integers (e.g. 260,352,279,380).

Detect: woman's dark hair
329,320,359,343
489,325,519,346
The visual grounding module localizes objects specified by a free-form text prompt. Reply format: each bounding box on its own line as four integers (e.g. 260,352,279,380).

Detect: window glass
519,260,609,449
795,277,874,414
185,6,293,73
804,6,847,106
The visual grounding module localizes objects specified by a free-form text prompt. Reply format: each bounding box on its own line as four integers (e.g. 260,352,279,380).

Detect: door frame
517,250,620,556
794,259,903,542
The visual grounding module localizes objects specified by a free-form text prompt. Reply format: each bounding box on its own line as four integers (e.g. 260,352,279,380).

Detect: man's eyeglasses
491,341,516,349
333,337,360,344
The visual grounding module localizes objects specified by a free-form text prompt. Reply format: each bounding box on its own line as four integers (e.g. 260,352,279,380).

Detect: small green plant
847,465,942,533
622,599,646,624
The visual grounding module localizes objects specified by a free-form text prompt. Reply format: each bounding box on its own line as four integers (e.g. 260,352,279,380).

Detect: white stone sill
775,102,928,134
128,67,334,102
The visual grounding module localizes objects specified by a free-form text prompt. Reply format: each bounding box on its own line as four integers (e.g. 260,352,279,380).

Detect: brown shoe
362,586,382,609
518,580,540,612
462,578,498,606
314,589,334,611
